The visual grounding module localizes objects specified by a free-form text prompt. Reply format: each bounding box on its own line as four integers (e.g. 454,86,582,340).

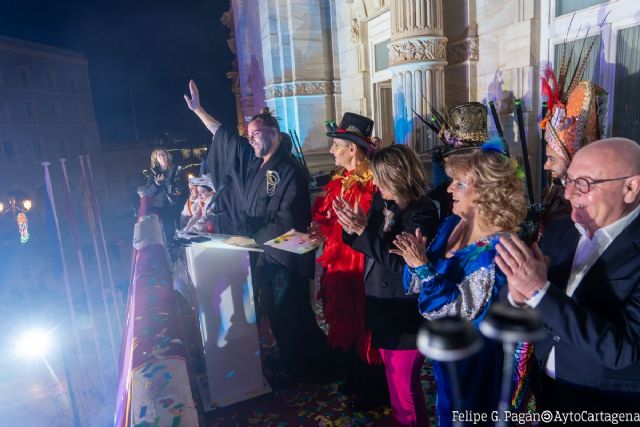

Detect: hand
495,236,550,301
390,228,429,268
302,221,325,244
332,196,367,235
184,79,201,111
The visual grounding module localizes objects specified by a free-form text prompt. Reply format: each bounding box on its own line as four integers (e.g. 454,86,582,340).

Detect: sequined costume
313,166,378,362
404,215,504,427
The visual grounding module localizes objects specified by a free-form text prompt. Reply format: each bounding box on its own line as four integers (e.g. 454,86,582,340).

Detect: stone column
258,0,337,172
389,0,447,151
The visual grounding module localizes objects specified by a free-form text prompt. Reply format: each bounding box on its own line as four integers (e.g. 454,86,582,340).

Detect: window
18,67,30,88
0,98,6,122
542,1,640,138
612,24,640,142
25,100,35,122
45,70,56,91
72,103,82,123
50,103,60,123
57,139,67,157
556,0,607,16
374,40,390,72
3,140,16,162
32,139,43,159
70,75,79,94
78,136,87,154
553,35,602,91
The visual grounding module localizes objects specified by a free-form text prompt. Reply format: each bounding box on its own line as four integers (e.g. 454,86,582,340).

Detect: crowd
135,71,640,427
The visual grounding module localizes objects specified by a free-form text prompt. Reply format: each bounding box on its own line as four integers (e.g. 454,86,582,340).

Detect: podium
184,235,271,410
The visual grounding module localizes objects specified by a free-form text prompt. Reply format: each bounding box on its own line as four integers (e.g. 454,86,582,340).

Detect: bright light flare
23,199,32,211
14,328,54,360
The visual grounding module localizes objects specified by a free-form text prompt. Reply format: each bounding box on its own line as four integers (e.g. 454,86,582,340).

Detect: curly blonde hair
150,148,173,171
445,149,527,232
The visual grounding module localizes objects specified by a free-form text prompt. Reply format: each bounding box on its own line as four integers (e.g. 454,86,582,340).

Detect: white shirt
525,203,640,378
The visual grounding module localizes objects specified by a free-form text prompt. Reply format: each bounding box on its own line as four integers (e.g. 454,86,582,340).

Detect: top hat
448,102,489,145
325,112,374,150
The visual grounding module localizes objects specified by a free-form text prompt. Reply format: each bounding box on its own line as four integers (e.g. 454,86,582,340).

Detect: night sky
0,0,236,144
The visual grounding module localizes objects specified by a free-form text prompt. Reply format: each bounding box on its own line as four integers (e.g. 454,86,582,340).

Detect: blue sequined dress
403,215,505,427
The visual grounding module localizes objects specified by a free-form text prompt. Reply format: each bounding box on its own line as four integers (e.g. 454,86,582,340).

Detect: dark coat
344,192,439,349
536,214,640,393
207,126,314,278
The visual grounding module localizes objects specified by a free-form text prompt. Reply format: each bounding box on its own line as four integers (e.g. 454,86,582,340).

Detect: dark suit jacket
344,193,439,349
537,214,640,393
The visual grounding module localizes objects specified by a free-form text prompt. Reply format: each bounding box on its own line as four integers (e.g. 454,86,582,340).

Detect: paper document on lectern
264,229,319,254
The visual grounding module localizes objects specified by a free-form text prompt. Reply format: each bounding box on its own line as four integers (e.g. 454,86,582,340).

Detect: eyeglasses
560,175,635,194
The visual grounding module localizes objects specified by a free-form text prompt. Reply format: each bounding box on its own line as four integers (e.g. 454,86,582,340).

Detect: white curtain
613,25,640,142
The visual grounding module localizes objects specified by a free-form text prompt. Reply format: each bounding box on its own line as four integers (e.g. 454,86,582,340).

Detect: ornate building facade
224,0,640,192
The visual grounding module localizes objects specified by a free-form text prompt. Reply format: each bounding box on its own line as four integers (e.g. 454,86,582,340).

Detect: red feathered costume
313,166,380,363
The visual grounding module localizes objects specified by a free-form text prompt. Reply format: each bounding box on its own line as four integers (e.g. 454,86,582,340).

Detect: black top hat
325,112,374,150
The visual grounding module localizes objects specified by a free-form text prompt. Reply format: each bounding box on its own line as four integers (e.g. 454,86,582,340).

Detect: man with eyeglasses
496,138,640,419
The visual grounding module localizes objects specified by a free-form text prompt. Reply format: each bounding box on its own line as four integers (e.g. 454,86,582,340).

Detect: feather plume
540,67,559,110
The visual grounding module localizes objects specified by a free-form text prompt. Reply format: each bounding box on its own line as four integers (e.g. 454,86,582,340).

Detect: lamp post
0,196,32,243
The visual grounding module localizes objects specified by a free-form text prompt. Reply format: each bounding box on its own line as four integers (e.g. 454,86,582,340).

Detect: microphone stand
417,316,483,427
479,303,545,427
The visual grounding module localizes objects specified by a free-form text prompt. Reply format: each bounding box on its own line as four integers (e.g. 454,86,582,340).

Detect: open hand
332,196,367,235
184,79,201,111
390,228,429,268
302,221,325,244
495,236,549,303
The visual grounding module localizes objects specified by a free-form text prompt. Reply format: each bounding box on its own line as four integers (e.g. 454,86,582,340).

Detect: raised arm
184,79,221,136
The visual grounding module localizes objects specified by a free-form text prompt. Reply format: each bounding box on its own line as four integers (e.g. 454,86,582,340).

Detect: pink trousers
379,348,429,427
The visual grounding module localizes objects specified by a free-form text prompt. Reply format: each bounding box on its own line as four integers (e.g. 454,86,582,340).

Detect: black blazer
537,214,640,392
344,193,439,350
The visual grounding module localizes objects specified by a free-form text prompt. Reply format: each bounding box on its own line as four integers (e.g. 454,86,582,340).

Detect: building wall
0,35,107,210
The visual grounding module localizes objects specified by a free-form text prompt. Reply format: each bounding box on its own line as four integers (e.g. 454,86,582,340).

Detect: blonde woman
392,143,527,427
334,144,439,426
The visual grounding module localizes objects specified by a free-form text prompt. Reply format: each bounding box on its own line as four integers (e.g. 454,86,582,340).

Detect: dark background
0,0,236,144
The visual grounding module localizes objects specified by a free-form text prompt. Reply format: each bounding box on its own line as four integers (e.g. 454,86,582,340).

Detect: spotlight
14,328,53,360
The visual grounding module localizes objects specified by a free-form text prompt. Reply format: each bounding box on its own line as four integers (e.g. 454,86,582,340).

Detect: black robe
206,126,326,375
206,125,314,278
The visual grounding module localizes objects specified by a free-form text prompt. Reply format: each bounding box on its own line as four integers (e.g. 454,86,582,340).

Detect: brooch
382,204,395,232
266,170,280,196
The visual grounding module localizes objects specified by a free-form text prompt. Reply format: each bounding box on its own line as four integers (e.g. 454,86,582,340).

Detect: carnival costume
404,215,505,427
416,102,489,219
313,165,377,360
539,36,608,228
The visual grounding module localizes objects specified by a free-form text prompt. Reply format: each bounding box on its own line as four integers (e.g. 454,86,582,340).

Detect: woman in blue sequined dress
391,146,527,427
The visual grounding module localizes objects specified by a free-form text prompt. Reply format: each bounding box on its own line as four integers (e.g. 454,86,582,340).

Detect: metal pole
489,100,509,156
515,99,535,204
62,347,83,427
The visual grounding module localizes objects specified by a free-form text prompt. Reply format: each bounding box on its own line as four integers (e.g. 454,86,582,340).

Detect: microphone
207,175,231,210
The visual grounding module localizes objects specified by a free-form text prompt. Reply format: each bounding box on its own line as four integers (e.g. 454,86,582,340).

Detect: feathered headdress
540,15,609,165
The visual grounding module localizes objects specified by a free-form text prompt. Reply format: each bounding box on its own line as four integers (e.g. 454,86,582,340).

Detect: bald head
575,138,640,176
565,137,640,235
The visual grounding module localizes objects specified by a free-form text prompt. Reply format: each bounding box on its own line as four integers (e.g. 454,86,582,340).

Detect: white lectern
184,235,271,410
